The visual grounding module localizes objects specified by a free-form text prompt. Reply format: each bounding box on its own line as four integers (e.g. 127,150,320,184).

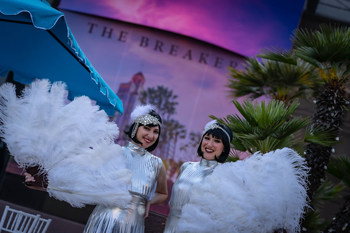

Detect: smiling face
135,125,160,149
200,133,224,160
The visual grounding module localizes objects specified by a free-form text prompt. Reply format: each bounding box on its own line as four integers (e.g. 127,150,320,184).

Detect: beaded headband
203,123,231,142
131,114,162,138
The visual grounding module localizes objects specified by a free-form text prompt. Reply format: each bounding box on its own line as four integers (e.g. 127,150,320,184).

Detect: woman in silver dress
24,105,168,233
164,120,232,233
83,105,168,233
164,120,308,233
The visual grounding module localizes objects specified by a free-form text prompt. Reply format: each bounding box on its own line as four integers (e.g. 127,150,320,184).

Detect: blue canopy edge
0,0,124,116
66,25,124,115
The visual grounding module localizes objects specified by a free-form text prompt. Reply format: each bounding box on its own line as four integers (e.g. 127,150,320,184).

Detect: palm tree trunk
324,199,350,233
305,83,347,200
305,143,332,198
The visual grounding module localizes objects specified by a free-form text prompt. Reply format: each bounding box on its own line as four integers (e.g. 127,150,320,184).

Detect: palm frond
318,64,350,84
302,180,345,232
227,56,319,105
212,100,310,153
258,50,297,65
228,60,266,98
294,48,324,68
302,209,330,232
226,156,239,162
273,117,310,139
312,181,345,209
231,100,259,126
327,156,350,188
293,24,350,64
304,126,339,147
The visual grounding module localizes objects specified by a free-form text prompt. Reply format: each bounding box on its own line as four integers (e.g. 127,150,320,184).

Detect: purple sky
62,10,247,162
59,0,305,57
57,1,305,162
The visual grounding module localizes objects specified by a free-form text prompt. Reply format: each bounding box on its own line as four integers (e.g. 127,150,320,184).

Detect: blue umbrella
0,0,123,116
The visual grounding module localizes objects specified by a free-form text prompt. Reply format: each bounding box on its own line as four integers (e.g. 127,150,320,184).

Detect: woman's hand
144,202,151,218
23,166,48,191
24,172,36,183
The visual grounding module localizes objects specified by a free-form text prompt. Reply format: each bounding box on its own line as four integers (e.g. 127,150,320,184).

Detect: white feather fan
177,148,309,233
0,79,132,208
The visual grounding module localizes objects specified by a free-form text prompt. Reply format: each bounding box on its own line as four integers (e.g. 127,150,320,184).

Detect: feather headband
203,120,231,142
130,105,161,138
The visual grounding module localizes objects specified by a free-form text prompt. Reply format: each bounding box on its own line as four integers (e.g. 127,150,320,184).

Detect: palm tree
291,25,350,201
161,119,186,159
139,86,187,160
171,122,187,158
179,132,201,153
139,86,178,120
212,99,317,233
228,55,320,106
272,26,350,232
212,100,310,154
227,24,350,232
322,156,350,232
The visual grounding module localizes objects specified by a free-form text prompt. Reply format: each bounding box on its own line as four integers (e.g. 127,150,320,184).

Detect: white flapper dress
83,142,163,233
164,158,218,233
168,148,309,233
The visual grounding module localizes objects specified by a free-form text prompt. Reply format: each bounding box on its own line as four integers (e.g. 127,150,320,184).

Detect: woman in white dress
82,105,168,233
164,120,309,233
0,80,168,233
164,120,233,233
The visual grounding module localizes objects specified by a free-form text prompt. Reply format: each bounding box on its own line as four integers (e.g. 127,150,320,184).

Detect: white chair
0,205,51,233
31,217,51,233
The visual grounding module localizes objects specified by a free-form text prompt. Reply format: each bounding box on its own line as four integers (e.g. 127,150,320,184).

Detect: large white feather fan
177,148,309,233
0,79,132,208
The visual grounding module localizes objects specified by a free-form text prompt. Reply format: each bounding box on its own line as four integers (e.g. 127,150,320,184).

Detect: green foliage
304,126,339,147
302,209,330,233
292,25,350,87
225,24,350,233
312,181,345,208
327,156,350,188
211,100,309,153
228,55,319,105
302,157,350,232
258,50,297,65
293,25,350,65
302,181,345,232
226,156,239,162
291,24,350,232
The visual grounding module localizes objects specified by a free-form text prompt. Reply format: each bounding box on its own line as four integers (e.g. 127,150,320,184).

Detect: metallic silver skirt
163,209,181,233
84,194,146,233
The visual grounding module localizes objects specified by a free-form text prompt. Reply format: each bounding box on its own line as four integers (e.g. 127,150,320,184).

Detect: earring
131,123,139,138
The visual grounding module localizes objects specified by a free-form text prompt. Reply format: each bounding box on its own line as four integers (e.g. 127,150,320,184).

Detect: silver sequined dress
164,158,218,233
83,142,163,233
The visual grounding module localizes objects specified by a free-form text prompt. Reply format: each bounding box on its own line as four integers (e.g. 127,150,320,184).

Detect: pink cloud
60,0,302,56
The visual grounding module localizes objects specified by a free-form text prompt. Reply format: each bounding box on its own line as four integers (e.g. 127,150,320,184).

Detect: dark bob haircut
125,110,162,152
197,123,233,163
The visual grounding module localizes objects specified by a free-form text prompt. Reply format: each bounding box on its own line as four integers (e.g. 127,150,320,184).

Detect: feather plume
203,120,217,132
130,104,156,123
47,143,132,208
0,79,131,207
177,148,309,233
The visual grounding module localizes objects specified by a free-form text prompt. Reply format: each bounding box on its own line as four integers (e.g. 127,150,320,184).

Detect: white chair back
31,217,51,233
0,205,51,233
